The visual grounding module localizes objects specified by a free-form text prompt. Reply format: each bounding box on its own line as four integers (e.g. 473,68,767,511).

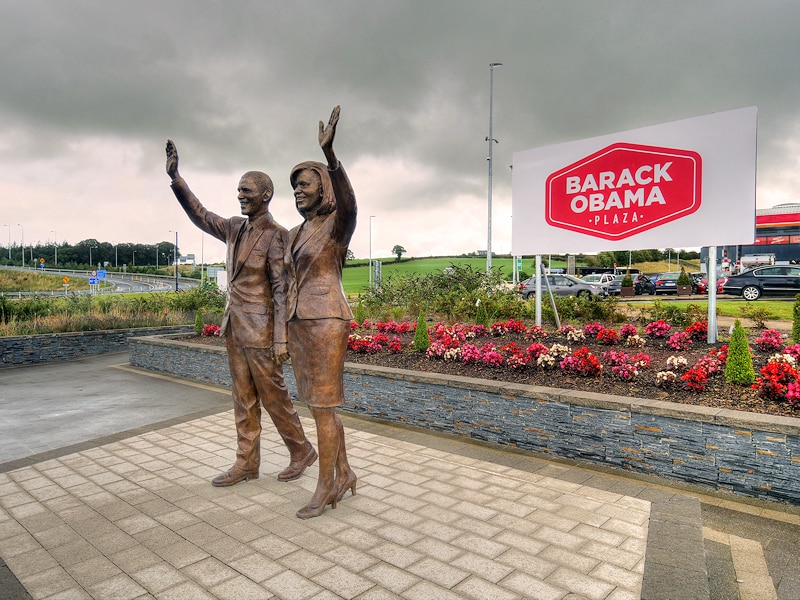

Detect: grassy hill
342,256,519,295
0,270,91,293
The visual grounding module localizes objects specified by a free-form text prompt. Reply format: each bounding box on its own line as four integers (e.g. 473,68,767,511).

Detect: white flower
666,356,688,370
768,353,796,366
655,370,677,386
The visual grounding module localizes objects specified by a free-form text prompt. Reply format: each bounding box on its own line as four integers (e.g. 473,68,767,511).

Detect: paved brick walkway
1,409,651,599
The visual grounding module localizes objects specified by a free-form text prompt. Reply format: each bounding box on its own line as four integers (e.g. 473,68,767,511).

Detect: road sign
97,269,107,279
62,276,70,284
545,142,702,241
89,278,99,285
39,258,45,263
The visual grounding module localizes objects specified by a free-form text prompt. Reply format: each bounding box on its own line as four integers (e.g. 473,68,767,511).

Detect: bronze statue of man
165,140,317,487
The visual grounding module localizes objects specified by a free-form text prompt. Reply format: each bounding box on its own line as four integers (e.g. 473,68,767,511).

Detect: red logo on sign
545,143,702,240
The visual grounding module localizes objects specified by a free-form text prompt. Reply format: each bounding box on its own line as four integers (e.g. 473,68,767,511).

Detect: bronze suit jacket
286,163,356,321
171,178,289,348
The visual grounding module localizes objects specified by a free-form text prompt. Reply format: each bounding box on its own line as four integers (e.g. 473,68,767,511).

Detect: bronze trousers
225,337,308,470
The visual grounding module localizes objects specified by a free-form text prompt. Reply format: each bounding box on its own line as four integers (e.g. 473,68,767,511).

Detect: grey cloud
1,0,799,259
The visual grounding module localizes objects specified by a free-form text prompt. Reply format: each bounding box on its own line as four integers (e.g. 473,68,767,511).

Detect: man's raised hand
165,139,180,180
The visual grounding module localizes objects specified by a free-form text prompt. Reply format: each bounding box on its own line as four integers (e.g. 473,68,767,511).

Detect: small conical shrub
412,311,430,352
793,294,800,343
475,298,490,328
725,319,755,385
354,299,367,325
194,311,204,335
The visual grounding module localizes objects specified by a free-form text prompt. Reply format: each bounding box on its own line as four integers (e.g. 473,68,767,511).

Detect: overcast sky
2,0,799,264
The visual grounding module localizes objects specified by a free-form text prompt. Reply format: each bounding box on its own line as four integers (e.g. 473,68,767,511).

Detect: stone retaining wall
129,334,800,505
1,326,193,368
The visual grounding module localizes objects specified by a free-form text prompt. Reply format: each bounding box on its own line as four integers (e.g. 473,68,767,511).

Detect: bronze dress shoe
278,446,318,482
212,466,259,487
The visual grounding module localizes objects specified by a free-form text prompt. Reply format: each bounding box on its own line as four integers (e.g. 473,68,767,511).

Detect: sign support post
707,246,717,344
534,255,542,326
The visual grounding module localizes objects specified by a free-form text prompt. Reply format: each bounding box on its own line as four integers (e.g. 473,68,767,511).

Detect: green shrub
725,319,755,385
793,294,800,343
167,288,226,312
354,299,366,325
621,271,633,287
194,311,204,335
412,312,430,352
541,295,624,326
359,263,521,324
677,267,691,286
741,303,774,329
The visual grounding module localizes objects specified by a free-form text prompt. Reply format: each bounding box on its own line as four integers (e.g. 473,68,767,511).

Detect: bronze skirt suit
286,161,356,408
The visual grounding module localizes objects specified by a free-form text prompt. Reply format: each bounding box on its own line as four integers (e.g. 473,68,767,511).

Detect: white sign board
511,107,757,255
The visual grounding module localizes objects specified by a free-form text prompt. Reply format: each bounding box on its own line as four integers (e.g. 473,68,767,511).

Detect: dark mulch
186,332,799,418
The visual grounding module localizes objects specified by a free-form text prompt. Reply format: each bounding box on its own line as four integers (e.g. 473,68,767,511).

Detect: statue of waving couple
166,106,356,519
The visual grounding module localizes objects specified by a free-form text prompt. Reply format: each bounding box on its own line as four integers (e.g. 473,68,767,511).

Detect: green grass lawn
342,256,521,295
629,299,793,321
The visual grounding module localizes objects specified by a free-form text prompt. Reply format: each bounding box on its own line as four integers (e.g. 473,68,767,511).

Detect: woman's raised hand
319,106,340,163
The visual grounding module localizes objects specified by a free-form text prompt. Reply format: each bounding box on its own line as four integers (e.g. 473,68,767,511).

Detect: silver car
521,274,608,299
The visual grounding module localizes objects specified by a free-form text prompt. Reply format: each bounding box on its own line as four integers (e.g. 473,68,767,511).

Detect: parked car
607,273,656,295
652,272,680,294
721,265,800,300
581,273,616,288
521,274,608,299
690,273,708,294
717,276,727,294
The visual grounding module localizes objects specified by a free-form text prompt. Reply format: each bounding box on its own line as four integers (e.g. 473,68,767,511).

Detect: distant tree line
576,248,700,268
0,239,180,272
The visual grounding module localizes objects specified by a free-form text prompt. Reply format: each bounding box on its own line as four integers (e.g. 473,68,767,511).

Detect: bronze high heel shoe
296,490,338,520
335,471,357,503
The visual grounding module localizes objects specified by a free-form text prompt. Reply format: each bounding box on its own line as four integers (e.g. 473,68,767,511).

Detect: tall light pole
3,224,9,260
169,230,179,291
369,215,376,288
88,244,97,269
51,230,57,266
486,62,502,274
17,224,24,267
132,250,137,267
155,244,160,270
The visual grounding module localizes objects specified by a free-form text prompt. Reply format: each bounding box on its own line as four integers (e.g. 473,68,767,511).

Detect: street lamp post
169,230,179,291
486,62,502,274
132,250,137,267
369,215,376,288
2,224,9,261
17,224,24,267
155,244,159,270
88,244,97,269
51,230,58,266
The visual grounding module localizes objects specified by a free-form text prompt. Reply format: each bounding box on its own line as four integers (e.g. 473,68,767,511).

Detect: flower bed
343,318,800,418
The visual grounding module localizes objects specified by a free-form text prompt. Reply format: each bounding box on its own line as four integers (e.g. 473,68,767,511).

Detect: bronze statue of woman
286,106,358,519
